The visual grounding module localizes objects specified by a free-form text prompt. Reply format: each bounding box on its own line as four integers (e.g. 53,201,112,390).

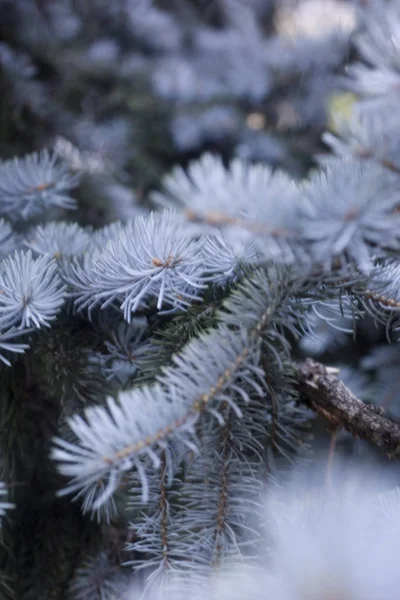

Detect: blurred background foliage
0,0,359,226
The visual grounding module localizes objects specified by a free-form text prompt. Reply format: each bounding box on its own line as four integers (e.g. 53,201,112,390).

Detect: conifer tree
2,0,400,598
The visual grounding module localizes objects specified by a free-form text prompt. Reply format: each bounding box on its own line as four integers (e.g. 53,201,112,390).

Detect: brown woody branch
296,358,400,458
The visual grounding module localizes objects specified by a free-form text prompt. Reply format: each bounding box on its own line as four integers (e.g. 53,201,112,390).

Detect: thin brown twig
159,452,169,570
296,358,400,458
212,403,231,569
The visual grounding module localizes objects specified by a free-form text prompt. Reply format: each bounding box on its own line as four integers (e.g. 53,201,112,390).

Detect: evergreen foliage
2,0,400,598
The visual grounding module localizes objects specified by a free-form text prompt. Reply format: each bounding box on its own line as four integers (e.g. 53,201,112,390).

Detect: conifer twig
296,358,400,457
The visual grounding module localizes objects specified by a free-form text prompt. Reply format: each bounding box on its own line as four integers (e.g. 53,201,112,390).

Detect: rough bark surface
296,358,400,457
